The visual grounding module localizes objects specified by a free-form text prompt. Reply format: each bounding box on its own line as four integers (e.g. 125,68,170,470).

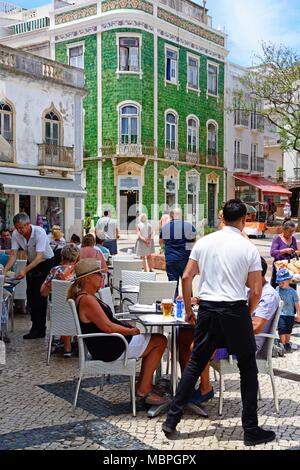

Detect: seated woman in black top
67,259,168,406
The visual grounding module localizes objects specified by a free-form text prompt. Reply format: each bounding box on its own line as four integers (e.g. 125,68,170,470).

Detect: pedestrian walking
135,213,155,272
160,208,196,298
4,213,54,339
95,210,119,255
162,199,276,446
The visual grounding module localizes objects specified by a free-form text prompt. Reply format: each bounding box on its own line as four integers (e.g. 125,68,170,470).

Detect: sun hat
276,268,293,283
74,259,103,280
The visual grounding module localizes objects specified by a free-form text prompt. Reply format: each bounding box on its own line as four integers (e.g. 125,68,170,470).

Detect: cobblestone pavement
1,236,300,450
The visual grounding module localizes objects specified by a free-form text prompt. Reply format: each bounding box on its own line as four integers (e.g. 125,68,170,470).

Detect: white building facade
225,62,289,207
0,43,86,238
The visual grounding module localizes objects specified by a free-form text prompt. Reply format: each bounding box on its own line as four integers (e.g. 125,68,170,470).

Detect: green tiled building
54,0,228,230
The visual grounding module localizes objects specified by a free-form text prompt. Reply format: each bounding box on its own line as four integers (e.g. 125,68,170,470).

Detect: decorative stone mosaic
102,0,153,15
158,7,225,47
55,26,98,43
55,4,97,25
158,28,225,61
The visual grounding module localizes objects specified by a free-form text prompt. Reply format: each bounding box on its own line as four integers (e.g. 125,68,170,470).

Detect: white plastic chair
111,260,143,306
138,280,177,305
47,280,76,365
121,270,156,311
211,302,282,415
68,298,140,416
97,287,116,316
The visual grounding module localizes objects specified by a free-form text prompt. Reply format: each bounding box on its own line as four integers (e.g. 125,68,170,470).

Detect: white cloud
202,0,300,65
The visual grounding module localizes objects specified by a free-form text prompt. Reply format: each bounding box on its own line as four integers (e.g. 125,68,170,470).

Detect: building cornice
52,10,228,61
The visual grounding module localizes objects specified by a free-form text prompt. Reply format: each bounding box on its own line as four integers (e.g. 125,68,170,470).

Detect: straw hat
74,259,102,280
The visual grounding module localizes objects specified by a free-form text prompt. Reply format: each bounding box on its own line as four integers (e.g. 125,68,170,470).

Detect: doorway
119,189,140,231
208,183,216,227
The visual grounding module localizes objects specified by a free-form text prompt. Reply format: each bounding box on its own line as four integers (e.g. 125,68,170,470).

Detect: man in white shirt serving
4,213,54,339
162,199,276,446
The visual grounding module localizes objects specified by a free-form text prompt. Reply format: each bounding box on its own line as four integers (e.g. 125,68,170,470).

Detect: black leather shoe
244,427,276,446
162,421,176,438
23,331,45,340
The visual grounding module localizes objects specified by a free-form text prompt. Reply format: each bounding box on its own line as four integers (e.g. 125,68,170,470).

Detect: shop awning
0,172,86,198
234,174,292,196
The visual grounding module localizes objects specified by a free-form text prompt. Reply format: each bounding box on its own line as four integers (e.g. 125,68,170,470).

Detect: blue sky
15,0,300,66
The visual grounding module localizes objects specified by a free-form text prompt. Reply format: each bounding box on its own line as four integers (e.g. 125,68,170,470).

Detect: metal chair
68,298,140,416
47,280,75,365
138,280,177,305
210,302,282,415
10,260,27,331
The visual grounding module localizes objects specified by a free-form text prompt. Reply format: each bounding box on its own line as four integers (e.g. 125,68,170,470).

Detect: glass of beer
161,299,173,318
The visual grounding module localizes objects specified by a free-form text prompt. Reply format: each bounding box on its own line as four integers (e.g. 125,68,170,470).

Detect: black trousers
165,300,259,431
26,258,54,334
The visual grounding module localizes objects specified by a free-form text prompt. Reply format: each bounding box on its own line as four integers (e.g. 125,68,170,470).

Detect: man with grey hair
4,213,54,339
160,207,196,298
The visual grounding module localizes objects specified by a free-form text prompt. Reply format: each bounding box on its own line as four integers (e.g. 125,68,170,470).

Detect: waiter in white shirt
162,199,276,447
4,213,54,339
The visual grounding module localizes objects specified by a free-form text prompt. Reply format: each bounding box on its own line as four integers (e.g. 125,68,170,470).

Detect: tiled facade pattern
102,0,154,15
55,4,97,26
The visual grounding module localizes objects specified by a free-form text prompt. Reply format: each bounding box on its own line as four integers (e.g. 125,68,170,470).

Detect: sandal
136,388,170,406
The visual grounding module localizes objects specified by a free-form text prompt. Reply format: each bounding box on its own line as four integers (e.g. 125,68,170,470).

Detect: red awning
233,174,292,196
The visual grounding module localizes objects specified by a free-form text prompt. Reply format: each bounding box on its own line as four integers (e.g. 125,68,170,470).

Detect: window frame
0,102,13,143
186,170,199,223
165,44,179,87
117,101,141,147
186,115,199,154
165,110,178,151
164,176,178,210
116,33,143,79
207,61,219,97
206,120,218,164
67,41,85,69
42,106,63,147
187,53,200,93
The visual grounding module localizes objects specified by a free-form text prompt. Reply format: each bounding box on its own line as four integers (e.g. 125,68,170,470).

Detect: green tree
241,42,300,153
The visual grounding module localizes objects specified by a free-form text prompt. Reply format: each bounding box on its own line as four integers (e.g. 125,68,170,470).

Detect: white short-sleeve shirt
190,226,262,302
11,225,54,263
96,217,117,241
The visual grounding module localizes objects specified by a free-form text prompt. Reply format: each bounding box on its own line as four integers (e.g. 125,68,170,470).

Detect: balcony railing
164,148,179,161
251,113,265,132
186,152,199,164
277,169,286,182
294,168,300,181
234,110,249,127
251,157,264,173
234,153,249,171
38,144,74,169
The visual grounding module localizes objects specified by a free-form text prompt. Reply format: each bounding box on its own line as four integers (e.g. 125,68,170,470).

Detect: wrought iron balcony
234,153,249,171
38,143,74,170
164,148,179,161
277,169,286,182
186,152,199,164
294,168,300,181
251,157,264,173
251,113,264,132
206,150,218,166
234,110,249,127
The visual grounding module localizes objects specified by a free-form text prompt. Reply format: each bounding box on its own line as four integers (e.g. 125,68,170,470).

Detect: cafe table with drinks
128,299,208,418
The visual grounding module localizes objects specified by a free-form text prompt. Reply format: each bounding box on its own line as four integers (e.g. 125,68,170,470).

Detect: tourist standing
95,210,119,255
4,213,54,339
270,220,299,288
135,213,154,272
160,208,196,298
162,199,276,446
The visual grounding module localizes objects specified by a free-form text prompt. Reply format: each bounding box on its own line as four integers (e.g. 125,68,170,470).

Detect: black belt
199,300,247,308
